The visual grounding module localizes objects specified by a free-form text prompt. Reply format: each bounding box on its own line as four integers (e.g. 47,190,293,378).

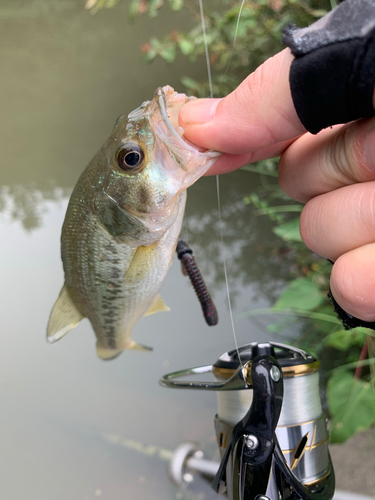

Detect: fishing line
198,0,213,98
199,0,243,368
216,176,242,368
217,0,247,96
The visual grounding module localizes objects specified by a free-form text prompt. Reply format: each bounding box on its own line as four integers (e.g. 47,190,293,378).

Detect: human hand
179,48,375,323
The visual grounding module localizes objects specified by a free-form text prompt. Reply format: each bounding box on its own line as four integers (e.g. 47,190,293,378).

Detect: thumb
179,49,306,155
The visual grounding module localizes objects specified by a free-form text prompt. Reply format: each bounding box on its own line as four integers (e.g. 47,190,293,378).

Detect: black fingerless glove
328,289,375,330
283,0,375,134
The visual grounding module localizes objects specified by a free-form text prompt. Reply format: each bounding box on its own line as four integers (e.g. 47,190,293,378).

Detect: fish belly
61,189,186,358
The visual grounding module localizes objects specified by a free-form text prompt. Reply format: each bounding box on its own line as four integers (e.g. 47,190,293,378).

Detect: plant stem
355,339,368,380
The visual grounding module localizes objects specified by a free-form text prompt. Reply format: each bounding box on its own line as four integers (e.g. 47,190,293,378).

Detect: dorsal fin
47,285,84,343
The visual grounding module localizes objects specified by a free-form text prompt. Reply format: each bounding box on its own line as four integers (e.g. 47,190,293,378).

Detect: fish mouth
151,86,220,184
155,86,197,169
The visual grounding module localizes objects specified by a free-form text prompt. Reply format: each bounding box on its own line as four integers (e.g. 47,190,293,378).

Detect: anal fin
143,294,170,317
47,285,84,343
96,339,153,359
96,345,124,360
127,339,153,351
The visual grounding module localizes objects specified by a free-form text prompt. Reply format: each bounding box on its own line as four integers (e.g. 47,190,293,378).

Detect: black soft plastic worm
176,238,218,326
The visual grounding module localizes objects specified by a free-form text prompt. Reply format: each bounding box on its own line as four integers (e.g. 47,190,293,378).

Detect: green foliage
88,0,181,16
180,76,203,94
273,278,325,312
273,217,302,242
87,0,330,95
241,160,279,177
85,0,121,14
160,44,177,63
168,0,184,11
324,328,368,352
327,370,375,443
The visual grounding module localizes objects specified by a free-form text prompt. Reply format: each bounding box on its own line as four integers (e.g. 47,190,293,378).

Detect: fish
47,86,220,360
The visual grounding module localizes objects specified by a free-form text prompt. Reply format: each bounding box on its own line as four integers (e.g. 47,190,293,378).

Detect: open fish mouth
155,86,193,152
150,86,220,185
154,85,220,159
124,85,221,194
155,86,202,168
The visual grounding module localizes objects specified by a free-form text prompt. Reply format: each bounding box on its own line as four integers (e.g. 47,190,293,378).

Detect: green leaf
159,45,176,63
128,0,140,20
266,316,297,333
179,39,195,55
273,278,324,312
310,9,328,17
148,0,163,17
180,76,201,92
241,162,278,177
325,327,368,351
237,307,341,325
254,205,302,217
168,0,183,10
327,371,375,443
150,37,162,50
273,217,302,242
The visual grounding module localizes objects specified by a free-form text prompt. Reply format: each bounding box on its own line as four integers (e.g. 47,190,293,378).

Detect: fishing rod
160,341,335,500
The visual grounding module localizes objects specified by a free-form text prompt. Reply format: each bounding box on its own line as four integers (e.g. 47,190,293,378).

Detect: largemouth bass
47,86,220,360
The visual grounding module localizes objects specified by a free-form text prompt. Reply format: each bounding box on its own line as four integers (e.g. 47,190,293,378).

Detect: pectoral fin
47,285,84,343
144,294,170,316
125,242,159,285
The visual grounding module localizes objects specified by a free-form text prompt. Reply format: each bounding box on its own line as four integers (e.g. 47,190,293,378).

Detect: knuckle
327,125,357,183
327,121,374,184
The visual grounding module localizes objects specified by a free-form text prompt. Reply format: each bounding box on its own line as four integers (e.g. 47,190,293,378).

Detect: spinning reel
160,342,335,500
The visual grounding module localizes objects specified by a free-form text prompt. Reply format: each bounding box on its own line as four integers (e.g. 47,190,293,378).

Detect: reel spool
160,342,335,500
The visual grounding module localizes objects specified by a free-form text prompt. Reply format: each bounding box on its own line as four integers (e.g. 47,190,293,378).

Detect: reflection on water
0,2,292,499
183,175,293,306
0,185,68,230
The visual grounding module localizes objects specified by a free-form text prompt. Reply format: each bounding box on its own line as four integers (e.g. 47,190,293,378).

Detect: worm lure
176,238,218,326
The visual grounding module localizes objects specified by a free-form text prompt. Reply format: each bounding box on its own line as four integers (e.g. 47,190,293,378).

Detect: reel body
160,342,335,500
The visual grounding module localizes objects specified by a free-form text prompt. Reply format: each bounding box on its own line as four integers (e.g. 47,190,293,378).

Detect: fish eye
116,143,145,172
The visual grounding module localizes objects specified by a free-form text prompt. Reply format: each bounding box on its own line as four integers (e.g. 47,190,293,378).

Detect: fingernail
364,128,375,168
180,98,221,125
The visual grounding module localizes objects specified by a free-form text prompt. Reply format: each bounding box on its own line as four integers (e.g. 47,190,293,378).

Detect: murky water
0,2,299,499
